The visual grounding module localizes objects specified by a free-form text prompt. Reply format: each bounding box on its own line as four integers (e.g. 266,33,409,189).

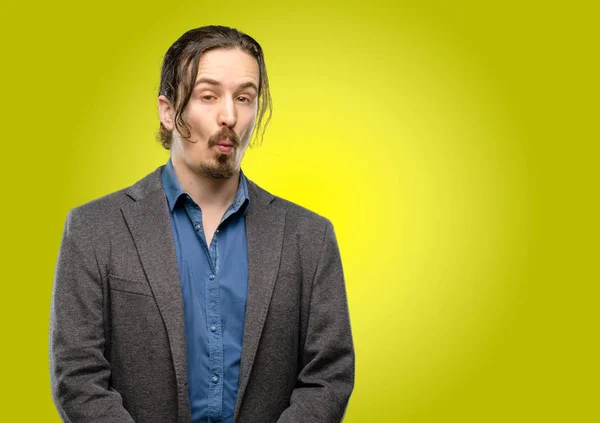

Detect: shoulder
67,188,129,223
274,196,332,231
246,178,334,239
65,166,163,231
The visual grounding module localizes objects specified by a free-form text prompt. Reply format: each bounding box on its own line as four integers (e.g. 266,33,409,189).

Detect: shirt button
209,274,215,280
195,224,201,231
210,325,217,332
216,229,220,233
211,375,219,384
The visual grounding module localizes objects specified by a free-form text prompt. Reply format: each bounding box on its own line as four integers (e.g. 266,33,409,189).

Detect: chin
198,158,237,179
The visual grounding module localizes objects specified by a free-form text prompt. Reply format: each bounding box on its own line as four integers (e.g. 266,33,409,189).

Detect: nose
218,97,237,128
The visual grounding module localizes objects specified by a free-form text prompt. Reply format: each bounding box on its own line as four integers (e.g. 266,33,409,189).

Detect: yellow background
1,1,598,421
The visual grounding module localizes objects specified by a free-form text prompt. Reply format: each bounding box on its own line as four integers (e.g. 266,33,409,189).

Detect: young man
50,26,354,423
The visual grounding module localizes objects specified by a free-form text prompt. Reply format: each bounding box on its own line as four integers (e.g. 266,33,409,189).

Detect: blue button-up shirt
162,160,249,423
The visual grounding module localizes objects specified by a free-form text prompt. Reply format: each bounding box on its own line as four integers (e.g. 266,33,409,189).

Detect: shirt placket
186,202,224,421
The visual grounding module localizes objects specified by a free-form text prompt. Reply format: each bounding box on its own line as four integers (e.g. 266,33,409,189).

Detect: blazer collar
121,166,191,421
234,178,286,420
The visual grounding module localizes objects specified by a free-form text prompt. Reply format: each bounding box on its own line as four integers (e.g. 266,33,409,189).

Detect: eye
201,95,216,101
236,96,252,103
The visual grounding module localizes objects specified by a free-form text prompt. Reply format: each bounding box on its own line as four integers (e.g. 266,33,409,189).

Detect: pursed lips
217,139,234,147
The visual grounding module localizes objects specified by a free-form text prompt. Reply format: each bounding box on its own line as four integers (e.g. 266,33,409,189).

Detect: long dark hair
157,25,272,149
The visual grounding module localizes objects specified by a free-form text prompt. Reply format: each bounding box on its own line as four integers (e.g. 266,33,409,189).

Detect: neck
171,157,240,211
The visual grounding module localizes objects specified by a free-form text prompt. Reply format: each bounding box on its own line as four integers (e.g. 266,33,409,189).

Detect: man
50,25,354,423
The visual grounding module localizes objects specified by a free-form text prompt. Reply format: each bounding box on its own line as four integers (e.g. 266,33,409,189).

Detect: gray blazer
50,166,354,423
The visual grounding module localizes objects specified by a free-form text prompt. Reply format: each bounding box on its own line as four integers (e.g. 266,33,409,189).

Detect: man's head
157,26,272,179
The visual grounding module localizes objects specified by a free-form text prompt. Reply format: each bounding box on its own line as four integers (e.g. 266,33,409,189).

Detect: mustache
208,127,240,148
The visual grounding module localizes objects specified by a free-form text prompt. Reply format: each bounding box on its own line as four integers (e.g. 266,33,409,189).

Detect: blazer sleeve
49,209,135,423
277,220,355,423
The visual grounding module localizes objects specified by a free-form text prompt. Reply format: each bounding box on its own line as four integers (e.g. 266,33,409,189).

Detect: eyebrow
194,77,258,92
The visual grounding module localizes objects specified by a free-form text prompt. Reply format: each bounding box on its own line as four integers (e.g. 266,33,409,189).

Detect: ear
158,95,175,131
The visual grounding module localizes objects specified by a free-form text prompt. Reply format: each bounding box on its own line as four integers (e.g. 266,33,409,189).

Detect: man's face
161,48,260,179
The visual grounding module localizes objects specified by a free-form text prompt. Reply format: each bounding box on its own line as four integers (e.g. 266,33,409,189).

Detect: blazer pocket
108,274,153,297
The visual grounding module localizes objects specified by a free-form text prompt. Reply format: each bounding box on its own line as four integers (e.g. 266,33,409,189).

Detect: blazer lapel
234,181,286,420
121,177,189,420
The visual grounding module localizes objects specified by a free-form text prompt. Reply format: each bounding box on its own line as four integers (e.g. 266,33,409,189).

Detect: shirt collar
161,159,250,215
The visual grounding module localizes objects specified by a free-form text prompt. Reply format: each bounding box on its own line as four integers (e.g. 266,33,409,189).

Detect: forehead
195,48,259,86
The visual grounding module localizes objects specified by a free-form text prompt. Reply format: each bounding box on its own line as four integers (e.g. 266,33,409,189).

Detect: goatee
199,152,236,179
199,126,241,179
